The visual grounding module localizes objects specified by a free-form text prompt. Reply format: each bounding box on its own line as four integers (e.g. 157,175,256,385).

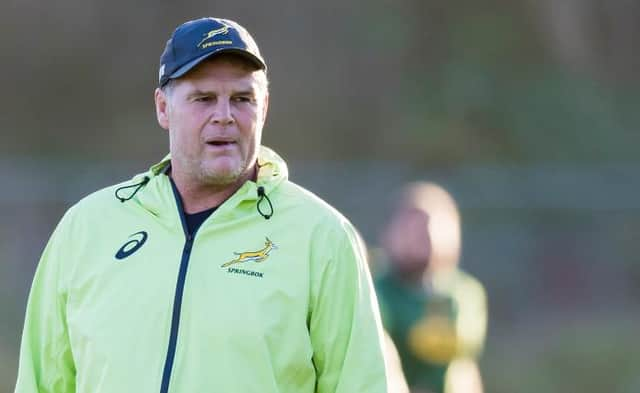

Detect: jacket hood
114,146,289,226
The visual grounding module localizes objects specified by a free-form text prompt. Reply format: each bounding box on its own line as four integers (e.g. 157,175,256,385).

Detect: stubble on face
190,143,254,187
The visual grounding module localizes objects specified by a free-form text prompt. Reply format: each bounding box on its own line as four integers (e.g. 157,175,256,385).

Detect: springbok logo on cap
197,24,231,49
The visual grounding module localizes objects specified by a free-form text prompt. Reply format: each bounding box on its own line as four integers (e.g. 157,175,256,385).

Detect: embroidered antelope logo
197,25,230,48
221,237,277,268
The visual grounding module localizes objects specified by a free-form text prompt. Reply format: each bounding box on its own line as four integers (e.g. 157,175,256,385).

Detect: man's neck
170,166,257,214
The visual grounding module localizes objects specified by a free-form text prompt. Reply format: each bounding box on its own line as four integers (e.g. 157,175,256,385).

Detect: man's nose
210,99,234,125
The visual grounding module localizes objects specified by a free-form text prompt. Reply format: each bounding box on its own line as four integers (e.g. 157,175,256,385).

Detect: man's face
155,56,269,188
383,208,432,274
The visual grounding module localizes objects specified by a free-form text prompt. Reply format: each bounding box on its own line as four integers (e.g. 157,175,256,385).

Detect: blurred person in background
375,182,488,393
14,17,390,393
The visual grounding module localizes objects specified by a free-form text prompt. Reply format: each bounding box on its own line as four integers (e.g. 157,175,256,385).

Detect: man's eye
232,96,252,103
195,96,212,102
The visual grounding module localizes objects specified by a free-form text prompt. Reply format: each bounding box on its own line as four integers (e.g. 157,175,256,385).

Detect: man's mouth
206,140,236,147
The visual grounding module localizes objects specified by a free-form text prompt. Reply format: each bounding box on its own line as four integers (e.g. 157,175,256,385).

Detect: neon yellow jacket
15,147,389,393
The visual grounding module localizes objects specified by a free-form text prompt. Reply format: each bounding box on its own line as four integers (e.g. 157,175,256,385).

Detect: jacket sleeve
14,209,77,393
309,220,390,393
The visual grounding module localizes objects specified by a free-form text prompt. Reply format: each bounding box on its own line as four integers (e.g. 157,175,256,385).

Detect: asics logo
115,231,148,260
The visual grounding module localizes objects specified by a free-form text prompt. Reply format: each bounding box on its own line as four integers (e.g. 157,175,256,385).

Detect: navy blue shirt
185,207,217,236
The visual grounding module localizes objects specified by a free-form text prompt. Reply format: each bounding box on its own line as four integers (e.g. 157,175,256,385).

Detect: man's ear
154,88,170,130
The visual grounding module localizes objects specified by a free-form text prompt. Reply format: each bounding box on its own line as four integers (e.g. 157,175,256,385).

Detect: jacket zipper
159,180,196,393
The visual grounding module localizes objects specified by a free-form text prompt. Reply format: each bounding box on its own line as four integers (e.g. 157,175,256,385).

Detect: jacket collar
124,146,288,227
148,145,288,194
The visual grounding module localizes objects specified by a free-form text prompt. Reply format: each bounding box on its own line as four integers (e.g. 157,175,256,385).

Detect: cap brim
169,48,266,81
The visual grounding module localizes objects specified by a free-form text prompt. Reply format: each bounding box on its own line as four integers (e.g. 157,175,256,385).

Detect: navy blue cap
158,17,266,87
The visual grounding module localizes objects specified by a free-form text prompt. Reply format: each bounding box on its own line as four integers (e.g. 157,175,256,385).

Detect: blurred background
1,0,639,392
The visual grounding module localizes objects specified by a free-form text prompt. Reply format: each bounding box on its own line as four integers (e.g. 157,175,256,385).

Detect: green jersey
376,266,487,393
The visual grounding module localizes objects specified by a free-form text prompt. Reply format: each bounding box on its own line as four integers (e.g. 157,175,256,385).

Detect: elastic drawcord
115,176,150,202
256,186,274,220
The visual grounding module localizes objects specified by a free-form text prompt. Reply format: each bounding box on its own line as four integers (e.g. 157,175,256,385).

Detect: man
15,17,389,393
374,182,487,393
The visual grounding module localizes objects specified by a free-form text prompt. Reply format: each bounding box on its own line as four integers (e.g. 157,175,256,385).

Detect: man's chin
199,164,245,187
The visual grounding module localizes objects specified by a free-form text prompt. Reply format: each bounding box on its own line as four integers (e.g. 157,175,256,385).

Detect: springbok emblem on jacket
221,238,277,268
